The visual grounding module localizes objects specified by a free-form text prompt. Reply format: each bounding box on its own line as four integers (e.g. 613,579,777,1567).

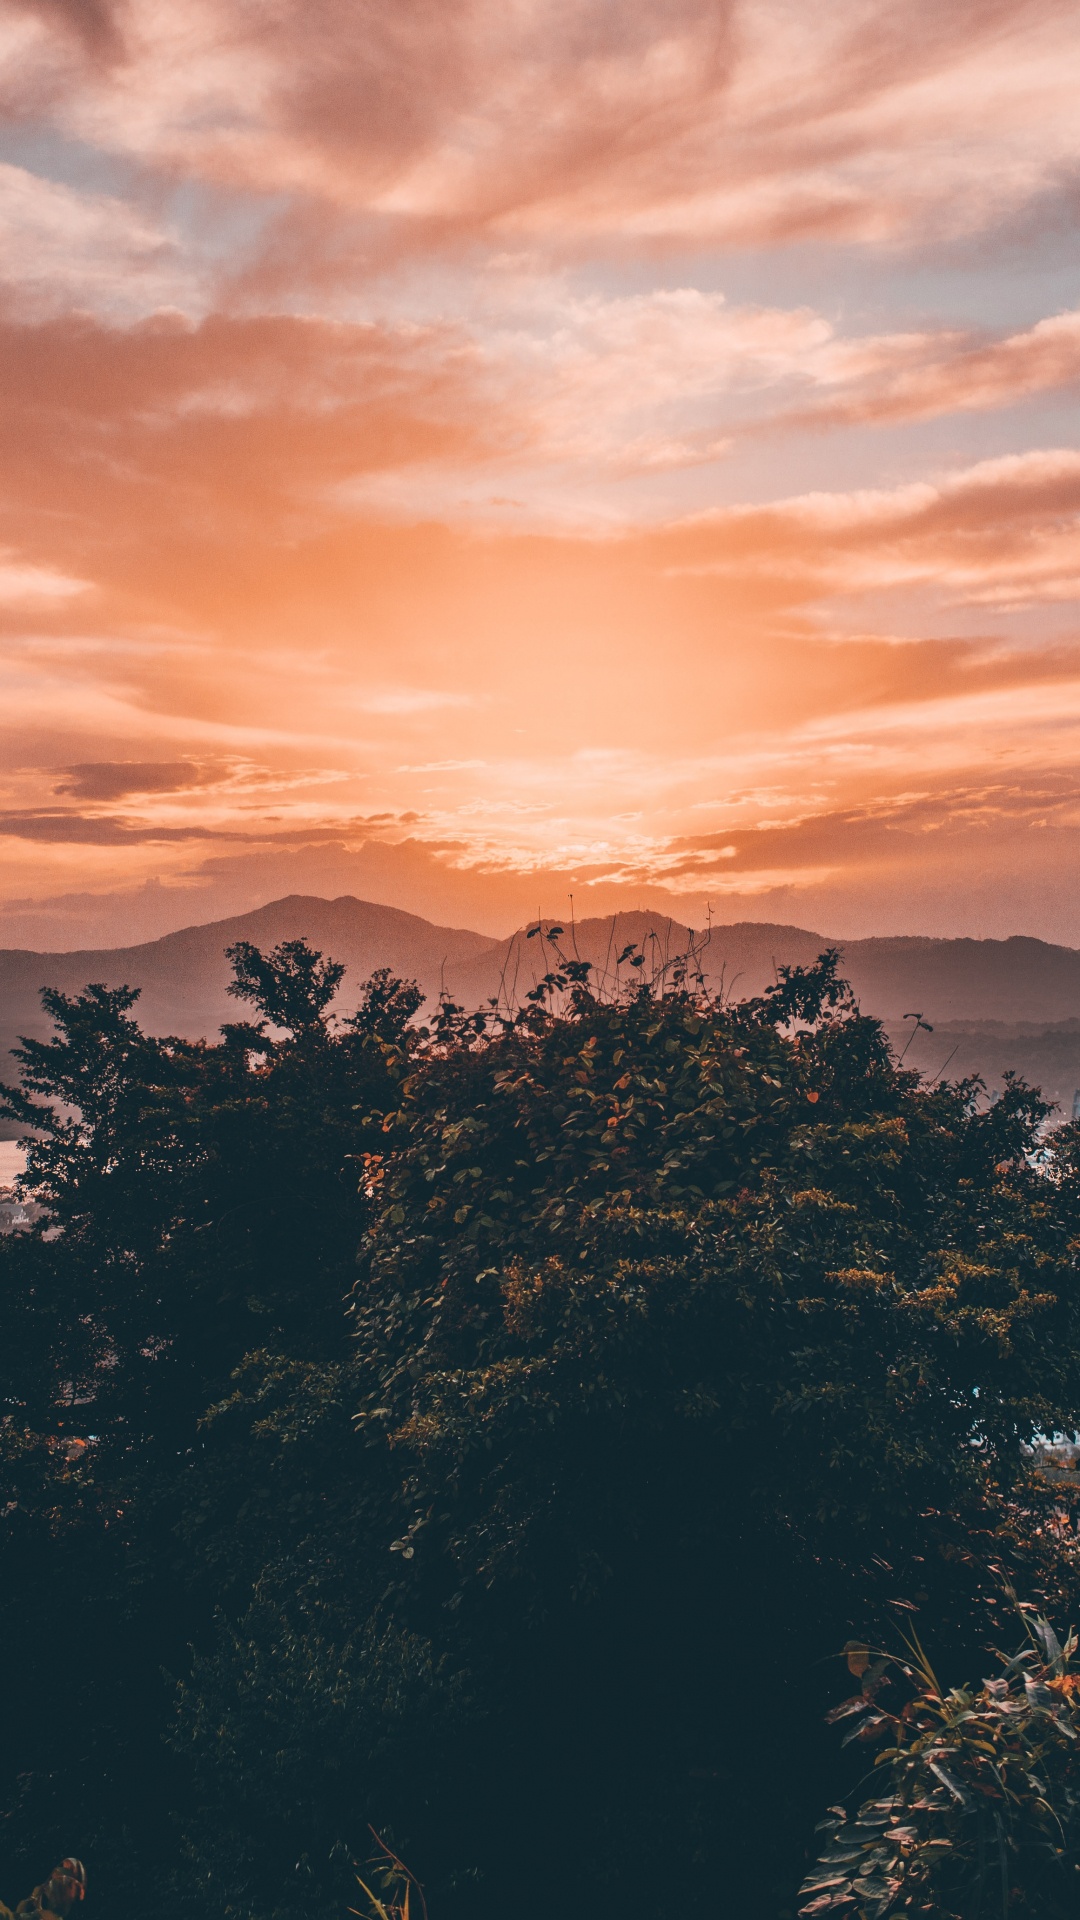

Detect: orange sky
2,0,1080,945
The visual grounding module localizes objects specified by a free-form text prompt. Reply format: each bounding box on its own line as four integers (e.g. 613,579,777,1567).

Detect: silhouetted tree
3,945,1080,1920
225,937,346,1036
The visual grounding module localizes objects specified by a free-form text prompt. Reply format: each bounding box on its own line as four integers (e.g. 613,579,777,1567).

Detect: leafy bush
353,1834,427,1920
804,1610,1080,1918
4,937,1080,1918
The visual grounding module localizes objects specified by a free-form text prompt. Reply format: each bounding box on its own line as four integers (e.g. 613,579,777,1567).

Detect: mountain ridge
4,894,1080,1131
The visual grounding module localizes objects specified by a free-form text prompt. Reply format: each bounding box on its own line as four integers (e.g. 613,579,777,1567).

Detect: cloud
0,553,88,602
661,448,1080,607
48,757,357,801
11,775,1080,953
651,778,1080,885
11,0,123,63
0,808,232,843
3,287,1080,585
3,0,1080,959
0,308,495,561
0,161,193,319
450,283,830,479
773,308,1080,435
54,759,213,799
3,0,1078,256
356,689,476,715
0,290,775,546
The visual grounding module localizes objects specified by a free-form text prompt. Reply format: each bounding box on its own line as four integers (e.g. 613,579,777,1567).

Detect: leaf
826,1695,873,1723
845,1641,870,1678
842,1712,888,1746
1034,1618,1064,1670
1024,1675,1055,1709
928,1761,974,1807
352,1876,391,1920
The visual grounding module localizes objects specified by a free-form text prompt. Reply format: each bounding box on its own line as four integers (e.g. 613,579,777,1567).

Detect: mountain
4,897,1080,1134
0,895,498,1132
442,914,1080,1115
446,914,1080,1024
883,1018,1080,1111
443,909,713,1011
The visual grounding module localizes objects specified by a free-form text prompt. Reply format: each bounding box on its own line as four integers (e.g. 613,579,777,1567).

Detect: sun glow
1,0,1080,946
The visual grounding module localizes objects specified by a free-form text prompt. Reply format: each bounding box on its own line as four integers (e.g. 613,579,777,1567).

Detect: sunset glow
3,0,1080,943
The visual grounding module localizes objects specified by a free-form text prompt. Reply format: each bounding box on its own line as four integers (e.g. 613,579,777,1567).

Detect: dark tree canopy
225,936,347,1034
2,940,1080,1920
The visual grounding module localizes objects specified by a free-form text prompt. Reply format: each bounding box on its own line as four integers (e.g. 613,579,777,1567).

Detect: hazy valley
5,893,1080,1133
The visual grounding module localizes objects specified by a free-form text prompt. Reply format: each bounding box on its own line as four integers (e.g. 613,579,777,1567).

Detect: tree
224,938,346,1036
175,955,1080,1920
4,946,1080,1920
0,945,421,1914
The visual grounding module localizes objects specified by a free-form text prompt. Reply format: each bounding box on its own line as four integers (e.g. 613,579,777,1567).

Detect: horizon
6,14,1080,1898
2,2,1080,949
6,885,1080,958
9,887,1080,1173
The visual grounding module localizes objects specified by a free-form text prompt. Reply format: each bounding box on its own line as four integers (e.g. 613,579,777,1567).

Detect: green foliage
3,939,1080,1918
352,1835,427,1920
355,951,1077,1600
804,1612,1080,1918
0,950,423,1911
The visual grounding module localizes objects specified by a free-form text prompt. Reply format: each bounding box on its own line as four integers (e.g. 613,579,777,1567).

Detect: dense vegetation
3,932,1080,1919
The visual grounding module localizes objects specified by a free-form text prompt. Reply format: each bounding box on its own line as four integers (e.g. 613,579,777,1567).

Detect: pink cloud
0,265,1078,943
774,309,1080,434
3,0,1078,252
0,161,191,318
662,449,1080,607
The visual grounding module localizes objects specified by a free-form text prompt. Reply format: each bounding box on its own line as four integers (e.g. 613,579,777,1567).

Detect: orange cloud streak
2,1,1080,942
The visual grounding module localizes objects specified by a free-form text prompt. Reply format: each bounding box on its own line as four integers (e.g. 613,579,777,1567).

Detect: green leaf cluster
805,1613,1080,1918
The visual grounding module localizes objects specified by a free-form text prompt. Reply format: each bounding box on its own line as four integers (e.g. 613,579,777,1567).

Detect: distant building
0,1183,38,1234
0,1193,30,1233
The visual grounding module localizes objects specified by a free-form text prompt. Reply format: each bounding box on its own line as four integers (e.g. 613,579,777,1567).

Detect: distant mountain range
4,893,1080,1133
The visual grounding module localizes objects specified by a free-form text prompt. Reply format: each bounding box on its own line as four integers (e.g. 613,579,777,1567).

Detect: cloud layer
6,0,1080,249
1,0,1080,943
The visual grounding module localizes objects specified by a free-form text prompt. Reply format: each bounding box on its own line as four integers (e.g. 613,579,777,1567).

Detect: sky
2,0,1080,947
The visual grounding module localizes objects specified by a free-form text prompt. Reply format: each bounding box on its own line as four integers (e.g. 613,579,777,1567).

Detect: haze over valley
6,894,1080,1139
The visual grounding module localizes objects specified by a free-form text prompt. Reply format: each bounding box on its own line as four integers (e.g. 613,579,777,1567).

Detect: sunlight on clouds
5,0,1079,247
0,162,194,318
351,687,477,715
664,450,1080,607
0,556,89,601
2,0,1080,939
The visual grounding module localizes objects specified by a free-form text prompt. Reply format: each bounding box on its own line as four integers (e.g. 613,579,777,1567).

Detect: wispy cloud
771,309,1080,435
3,0,1080,943
5,0,1078,250
663,449,1080,607
0,552,88,602
0,161,193,318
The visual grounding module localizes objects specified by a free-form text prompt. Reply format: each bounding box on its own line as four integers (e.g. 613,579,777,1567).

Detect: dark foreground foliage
804,1609,1080,1918
3,936,1080,1920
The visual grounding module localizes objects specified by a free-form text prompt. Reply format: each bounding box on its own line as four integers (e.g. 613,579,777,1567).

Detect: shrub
803,1610,1080,1918
6,939,1080,1918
